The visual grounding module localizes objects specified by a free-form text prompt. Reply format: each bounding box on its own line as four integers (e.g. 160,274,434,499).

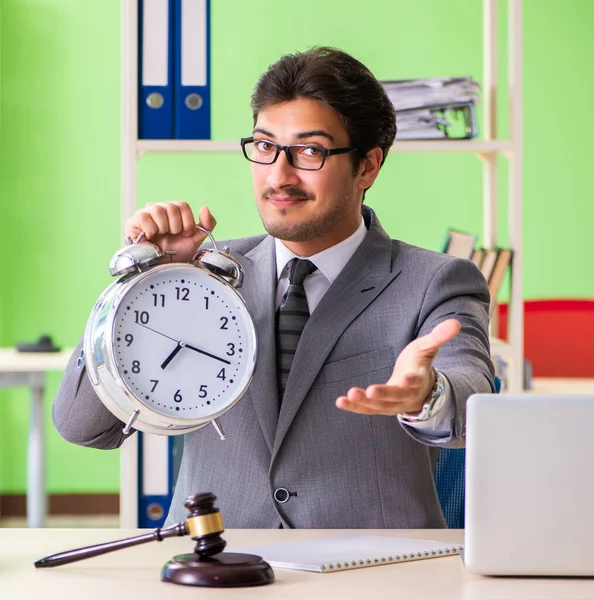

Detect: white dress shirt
274,218,454,439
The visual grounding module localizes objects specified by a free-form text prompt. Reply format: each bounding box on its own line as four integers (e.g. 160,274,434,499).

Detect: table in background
3,528,594,598
531,377,594,395
0,348,74,527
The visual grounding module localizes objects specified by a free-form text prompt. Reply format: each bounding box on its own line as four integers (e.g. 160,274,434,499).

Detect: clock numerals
152,293,165,308
175,287,190,301
134,310,150,325
171,386,209,403
113,276,253,421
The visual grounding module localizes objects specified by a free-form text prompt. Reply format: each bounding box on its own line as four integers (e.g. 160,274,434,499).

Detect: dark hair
251,46,397,169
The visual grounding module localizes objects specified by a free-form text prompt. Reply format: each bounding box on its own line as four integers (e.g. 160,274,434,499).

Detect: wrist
400,368,446,422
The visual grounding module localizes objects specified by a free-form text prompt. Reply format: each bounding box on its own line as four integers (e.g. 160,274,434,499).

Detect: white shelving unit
119,0,523,527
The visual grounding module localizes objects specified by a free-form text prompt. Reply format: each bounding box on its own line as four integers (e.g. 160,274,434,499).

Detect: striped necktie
276,258,318,399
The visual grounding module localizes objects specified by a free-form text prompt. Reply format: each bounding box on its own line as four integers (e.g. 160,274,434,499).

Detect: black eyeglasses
240,137,359,171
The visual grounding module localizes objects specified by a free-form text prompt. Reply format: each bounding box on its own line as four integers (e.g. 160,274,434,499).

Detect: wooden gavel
34,492,274,588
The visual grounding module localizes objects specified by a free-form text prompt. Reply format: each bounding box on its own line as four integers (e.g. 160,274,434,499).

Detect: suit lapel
236,236,278,452
271,211,402,460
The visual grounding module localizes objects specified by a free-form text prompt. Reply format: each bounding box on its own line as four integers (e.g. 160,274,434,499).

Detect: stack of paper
381,77,480,140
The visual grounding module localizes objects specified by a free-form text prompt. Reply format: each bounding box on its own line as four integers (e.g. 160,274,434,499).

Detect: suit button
273,488,290,503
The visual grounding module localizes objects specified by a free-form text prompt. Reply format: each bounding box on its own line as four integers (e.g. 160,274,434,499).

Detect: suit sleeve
400,257,495,448
52,337,132,449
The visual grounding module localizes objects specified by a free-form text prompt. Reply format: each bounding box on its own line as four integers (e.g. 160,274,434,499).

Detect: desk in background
4,528,594,598
0,348,73,528
531,377,594,395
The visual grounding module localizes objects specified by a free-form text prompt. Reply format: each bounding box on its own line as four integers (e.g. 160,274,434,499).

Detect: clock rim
84,262,257,435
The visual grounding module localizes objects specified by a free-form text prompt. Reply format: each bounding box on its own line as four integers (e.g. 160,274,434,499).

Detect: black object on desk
16,335,60,353
34,492,274,588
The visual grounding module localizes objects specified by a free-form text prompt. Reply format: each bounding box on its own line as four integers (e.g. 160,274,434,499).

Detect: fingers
123,202,217,263
131,202,191,241
197,205,217,233
415,318,461,359
124,202,216,241
336,383,420,416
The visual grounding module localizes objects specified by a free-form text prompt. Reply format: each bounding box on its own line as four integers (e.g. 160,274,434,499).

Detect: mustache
262,187,315,200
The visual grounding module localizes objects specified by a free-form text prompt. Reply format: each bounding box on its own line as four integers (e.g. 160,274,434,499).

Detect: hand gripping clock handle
129,224,217,248
34,522,187,568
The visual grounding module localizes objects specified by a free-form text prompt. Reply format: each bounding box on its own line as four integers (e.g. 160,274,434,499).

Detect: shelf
391,139,512,154
136,138,513,156
490,337,513,358
137,140,240,154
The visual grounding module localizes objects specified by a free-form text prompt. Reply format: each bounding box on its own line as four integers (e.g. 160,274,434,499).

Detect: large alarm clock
83,228,257,438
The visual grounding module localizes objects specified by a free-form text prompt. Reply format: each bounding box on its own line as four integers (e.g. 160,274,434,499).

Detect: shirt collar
275,217,367,284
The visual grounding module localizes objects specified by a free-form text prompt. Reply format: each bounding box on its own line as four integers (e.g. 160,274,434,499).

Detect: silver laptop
464,393,594,576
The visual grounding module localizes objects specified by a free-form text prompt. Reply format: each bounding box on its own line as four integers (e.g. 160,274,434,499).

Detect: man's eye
301,146,323,157
255,141,275,152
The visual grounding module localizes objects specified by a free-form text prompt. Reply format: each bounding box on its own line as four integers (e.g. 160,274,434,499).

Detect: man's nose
266,149,301,188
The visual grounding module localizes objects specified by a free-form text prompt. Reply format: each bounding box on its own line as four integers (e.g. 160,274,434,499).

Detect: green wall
0,0,592,495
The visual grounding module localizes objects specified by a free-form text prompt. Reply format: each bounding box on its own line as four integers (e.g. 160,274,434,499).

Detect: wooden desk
0,348,74,527
4,528,594,598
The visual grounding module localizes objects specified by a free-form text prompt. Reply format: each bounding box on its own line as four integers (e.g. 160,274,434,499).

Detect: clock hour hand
160,342,183,370
185,343,231,365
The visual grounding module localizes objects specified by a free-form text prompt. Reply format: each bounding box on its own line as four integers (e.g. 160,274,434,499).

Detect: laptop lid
464,393,594,576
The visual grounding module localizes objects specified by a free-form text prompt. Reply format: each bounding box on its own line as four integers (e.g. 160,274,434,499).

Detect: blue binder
138,433,175,527
138,0,175,139
174,0,211,139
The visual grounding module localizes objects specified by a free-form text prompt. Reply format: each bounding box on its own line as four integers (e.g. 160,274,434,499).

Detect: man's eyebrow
253,128,275,138
251,128,335,143
296,130,335,142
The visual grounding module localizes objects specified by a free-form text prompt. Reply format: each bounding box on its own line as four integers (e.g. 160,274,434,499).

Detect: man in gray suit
53,47,494,529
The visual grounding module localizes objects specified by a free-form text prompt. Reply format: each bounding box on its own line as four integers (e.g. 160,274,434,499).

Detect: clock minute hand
185,343,231,365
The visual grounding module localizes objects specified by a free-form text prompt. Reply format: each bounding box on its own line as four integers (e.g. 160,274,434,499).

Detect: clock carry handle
124,225,243,288
126,224,219,251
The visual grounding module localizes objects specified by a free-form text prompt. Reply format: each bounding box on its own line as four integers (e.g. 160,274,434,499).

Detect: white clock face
110,264,256,421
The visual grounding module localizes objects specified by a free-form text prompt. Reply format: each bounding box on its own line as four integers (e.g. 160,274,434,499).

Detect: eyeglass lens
243,140,325,170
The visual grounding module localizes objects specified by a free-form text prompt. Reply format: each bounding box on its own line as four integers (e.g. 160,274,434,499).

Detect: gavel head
184,492,227,558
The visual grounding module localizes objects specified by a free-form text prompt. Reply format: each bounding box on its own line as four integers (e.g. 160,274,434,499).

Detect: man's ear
357,147,383,191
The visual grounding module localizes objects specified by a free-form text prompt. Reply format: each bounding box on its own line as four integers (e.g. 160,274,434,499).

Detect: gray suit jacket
53,207,494,529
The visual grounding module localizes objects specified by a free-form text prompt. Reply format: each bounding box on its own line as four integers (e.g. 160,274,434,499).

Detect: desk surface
3,528,594,599
0,348,74,372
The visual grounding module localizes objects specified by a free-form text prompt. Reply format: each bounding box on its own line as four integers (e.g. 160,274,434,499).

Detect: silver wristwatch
400,368,446,422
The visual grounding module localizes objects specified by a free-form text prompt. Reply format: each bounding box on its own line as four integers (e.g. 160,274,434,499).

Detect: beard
258,181,356,243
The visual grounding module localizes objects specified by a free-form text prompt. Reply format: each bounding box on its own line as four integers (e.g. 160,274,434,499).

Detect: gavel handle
34,522,187,568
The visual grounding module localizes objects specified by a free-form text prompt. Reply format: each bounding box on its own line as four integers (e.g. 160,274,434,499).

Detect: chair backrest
433,376,501,528
498,299,594,377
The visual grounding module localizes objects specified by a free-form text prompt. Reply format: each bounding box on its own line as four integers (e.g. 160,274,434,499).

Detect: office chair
433,376,501,528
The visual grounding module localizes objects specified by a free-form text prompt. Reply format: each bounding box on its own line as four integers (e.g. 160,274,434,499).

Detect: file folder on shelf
138,0,175,139
137,432,179,527
174,0,211,139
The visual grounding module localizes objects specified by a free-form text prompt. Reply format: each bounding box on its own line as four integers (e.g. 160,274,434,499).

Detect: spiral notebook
242,535,463,573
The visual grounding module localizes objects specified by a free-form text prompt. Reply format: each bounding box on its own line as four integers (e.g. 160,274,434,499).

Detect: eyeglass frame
240,136,360,171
